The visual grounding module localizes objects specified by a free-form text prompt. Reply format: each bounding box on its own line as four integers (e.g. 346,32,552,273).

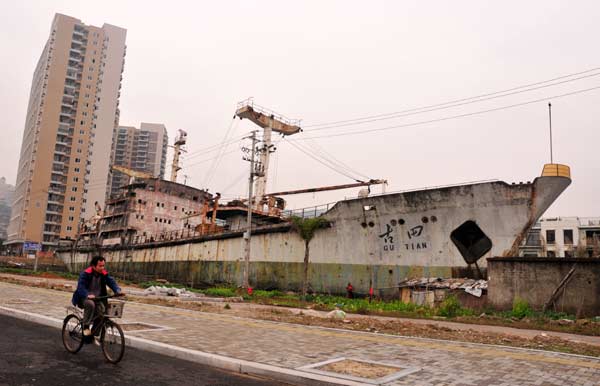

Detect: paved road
0,314,286,386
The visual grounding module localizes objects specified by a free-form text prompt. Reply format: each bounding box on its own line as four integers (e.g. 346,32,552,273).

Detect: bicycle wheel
101,320,125,364
62,314,84,353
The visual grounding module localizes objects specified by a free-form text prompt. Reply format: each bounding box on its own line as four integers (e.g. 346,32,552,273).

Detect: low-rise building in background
520,216,600,257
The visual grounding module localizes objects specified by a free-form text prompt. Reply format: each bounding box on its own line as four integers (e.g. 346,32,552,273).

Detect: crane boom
266,179,387,197
111,165,153,183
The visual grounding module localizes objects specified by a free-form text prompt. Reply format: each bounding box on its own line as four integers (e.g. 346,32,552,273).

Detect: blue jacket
71,266,121,306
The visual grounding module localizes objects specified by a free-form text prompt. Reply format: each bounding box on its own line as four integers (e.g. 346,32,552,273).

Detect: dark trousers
77,298,105,327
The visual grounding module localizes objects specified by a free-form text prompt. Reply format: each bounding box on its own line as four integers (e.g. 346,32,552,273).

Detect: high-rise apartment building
6,14,126,251
108,123,168,197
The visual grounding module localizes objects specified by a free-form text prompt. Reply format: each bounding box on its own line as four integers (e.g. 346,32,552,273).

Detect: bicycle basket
105,301,125,318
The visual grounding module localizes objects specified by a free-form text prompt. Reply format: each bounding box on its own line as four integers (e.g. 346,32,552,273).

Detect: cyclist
71,256,124,337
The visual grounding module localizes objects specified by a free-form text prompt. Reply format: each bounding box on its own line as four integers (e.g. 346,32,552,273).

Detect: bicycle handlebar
90,293,125,301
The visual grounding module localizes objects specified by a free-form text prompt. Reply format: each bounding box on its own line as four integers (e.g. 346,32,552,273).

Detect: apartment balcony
49,187,66,195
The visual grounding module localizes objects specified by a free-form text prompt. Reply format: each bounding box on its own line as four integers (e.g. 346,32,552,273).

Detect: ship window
450,220,492,264
546,230,556,244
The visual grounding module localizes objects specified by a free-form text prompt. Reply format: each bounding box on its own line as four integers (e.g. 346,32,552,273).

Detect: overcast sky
1,1,599,216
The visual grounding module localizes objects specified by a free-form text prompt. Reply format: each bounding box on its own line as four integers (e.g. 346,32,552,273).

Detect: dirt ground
1,273,599,357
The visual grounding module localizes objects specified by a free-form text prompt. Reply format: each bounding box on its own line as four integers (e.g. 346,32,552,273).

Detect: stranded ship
57,101,572,294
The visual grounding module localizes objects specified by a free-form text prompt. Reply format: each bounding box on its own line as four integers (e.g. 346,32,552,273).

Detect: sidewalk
1,281,599,386
2,272,599,347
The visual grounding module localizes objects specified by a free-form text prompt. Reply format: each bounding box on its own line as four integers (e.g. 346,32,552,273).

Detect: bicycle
62,294,126,364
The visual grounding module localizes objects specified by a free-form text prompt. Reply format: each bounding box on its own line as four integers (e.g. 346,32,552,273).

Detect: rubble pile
400,277,488,297
143,286,204,298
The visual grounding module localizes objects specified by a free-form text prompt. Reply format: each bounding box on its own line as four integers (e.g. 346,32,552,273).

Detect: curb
0,306,366,386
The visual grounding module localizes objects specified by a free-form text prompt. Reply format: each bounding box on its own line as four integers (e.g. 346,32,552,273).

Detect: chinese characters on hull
378,220,429,253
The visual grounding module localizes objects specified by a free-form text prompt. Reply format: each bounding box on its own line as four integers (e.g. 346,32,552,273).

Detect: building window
71,187,77,192
156,202,160,207
174,205,177,210
70,197,76,202
68,216,74,221
547,250,556,257
69,206,75,211
154,217,158,222
168,220,171,224
564,250,573,258
66,226,72,231
563,229,573,245
546,230,555,244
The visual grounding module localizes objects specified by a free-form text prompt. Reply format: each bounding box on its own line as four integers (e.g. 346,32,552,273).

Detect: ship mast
235,99,302,210
170,129,187,182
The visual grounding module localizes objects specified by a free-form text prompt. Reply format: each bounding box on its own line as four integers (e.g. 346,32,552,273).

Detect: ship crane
111,165,153,185
235,98,302,211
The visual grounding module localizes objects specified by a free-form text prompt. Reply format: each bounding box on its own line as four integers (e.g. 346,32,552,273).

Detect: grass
2,267,595,335
0,267,78,280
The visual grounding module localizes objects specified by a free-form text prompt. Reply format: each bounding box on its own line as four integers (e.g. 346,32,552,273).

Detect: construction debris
399,277,488,298
143,286,202,298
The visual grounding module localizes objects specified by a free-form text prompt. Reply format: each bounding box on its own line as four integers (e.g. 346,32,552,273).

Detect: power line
283,138,362,181
185,147,240,169
304,137,371,180
304,66,600,130
203,118,239,187
290,85,600,141
184,134,246,160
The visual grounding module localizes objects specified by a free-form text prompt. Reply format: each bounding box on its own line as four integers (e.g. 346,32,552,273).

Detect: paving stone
1,282,599,385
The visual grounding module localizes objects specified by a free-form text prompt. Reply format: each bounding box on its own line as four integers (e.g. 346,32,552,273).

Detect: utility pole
242,131,258,288
548,103,553,164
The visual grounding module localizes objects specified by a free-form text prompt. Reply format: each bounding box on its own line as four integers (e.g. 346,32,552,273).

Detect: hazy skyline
1,1,599,216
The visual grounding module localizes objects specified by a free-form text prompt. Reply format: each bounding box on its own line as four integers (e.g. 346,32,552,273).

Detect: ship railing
281,203,336,219
236,98,302,127
132,228,202,245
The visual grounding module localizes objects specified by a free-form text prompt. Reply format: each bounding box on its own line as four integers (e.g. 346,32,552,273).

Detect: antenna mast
171,129,187,182
548,103,553,164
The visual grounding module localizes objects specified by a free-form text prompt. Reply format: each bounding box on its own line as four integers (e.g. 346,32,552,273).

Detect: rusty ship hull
58,165,571,294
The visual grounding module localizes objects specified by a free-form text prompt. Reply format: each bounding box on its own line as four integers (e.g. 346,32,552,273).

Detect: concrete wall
487,257,600,317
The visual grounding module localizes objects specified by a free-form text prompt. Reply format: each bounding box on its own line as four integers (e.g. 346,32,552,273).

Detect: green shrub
252,289,284,298
511,296,533,319
203,287,236,298
437,295,462,317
